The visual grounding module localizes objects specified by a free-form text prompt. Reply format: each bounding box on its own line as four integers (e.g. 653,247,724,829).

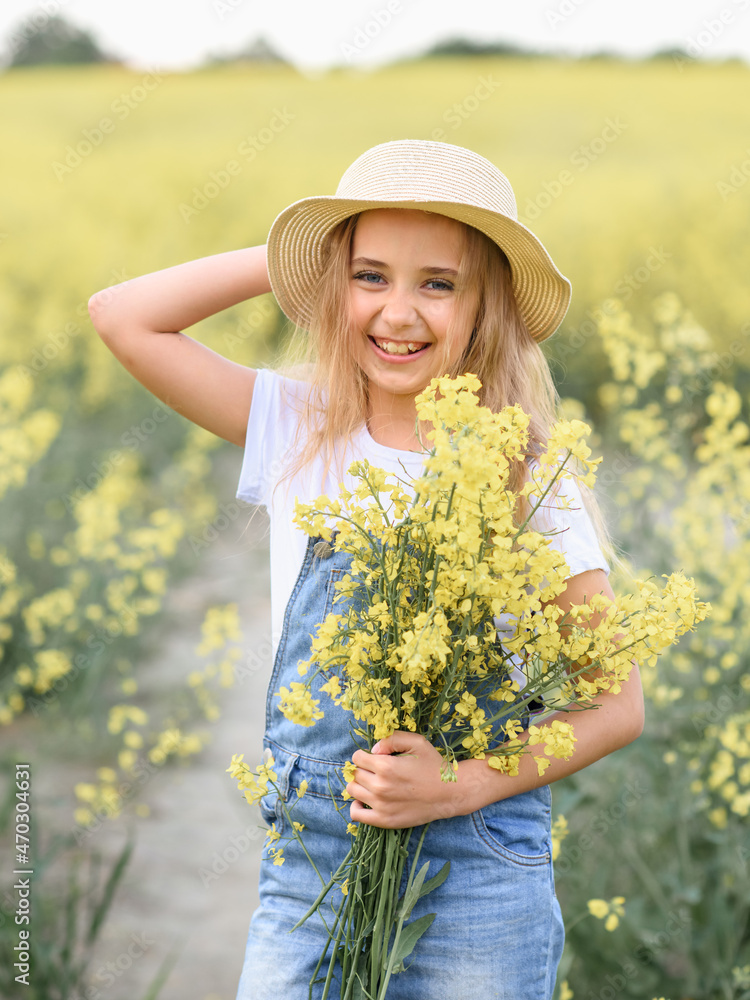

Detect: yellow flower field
0,55,748,998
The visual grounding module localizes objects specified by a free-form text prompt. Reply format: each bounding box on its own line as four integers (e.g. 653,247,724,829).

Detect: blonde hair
268,209,614,564
276,212,556,485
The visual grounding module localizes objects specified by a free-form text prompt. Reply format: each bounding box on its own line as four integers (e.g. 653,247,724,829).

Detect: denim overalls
236,534,565,1000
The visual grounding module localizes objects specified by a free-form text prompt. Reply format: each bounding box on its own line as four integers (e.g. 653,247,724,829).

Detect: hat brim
267,196,572,343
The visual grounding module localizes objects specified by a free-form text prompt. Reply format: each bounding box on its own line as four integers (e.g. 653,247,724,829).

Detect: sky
1,0,750,72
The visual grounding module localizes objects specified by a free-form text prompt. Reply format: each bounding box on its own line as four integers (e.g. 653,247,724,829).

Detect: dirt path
93,505,273,1000
3,500,275,1000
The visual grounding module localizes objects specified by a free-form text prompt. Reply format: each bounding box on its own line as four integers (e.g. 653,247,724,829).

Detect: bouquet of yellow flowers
228,374,707,1000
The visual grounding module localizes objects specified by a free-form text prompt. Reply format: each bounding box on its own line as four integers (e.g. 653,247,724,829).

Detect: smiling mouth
370,337,430,356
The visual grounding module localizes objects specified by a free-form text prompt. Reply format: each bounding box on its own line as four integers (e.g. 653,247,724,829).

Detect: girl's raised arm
88,245,271,447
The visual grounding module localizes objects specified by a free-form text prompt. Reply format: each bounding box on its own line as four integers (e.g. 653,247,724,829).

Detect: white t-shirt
236,369,609,658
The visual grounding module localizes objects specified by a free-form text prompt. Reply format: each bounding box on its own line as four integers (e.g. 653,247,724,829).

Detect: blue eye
426,279,454,291
353,270,383,284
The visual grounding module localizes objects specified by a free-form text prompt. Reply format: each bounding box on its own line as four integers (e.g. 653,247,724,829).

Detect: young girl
89,139,644,999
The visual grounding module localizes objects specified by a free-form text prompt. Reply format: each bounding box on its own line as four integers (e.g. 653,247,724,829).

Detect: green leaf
389,912,436,969
418,859,450,900
396,861,430,921
350,973,370,1000
140,946,182,1000
397,858,451,922
86,833,135,945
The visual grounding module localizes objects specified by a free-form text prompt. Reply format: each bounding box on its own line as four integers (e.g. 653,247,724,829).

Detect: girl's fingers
349,798,395,828
351,748,378,771
351,733,426,775
350,802,378,825
372,731,427,755
345,778,369,802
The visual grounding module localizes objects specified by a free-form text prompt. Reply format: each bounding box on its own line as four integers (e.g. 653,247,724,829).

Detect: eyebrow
350,256,459,277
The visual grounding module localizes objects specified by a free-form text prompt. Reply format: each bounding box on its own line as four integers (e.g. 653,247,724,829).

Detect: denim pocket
258,743,301,838
471,786,552,867
258,790,284,838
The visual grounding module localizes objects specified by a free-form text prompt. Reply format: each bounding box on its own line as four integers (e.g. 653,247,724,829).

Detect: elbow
88,291,108,335
620,693,646,748
627,708,645,746
88,288,123,338
617,661,645,747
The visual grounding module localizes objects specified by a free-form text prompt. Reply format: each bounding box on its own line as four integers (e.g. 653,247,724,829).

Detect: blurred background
0,2,749,998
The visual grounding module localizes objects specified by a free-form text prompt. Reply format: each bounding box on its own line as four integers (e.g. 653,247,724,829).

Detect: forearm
450,664,645,817
347,664,644,829
89,245,271,336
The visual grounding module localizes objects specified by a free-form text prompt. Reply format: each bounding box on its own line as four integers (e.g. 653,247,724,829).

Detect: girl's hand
347,732,463,829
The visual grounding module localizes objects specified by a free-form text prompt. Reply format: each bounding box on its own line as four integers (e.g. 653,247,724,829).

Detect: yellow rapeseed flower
587,896,625,931
551,815,569,861
276,682,324,727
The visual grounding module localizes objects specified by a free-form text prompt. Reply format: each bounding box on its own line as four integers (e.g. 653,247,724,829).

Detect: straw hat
266,139,571,343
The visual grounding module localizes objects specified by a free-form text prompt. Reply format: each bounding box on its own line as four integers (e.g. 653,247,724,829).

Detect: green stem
308,891,347,1000
512,453,573,539
273,784,326,885
292,847,354,931
377,825,429,1000
369,829,400,995
319,889,351,1000
564,908,594,933
426,610,475,734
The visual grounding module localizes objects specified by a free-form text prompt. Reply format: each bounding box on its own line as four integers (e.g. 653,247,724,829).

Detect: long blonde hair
266,208,616,567
274,210,560,496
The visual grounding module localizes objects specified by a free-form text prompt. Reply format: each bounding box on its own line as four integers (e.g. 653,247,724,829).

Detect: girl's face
348,209,479,402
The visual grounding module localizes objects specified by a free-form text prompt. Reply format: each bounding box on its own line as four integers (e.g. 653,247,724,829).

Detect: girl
89,140,644,999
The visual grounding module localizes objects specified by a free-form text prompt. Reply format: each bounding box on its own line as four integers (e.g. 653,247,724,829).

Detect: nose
380,283,418,330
